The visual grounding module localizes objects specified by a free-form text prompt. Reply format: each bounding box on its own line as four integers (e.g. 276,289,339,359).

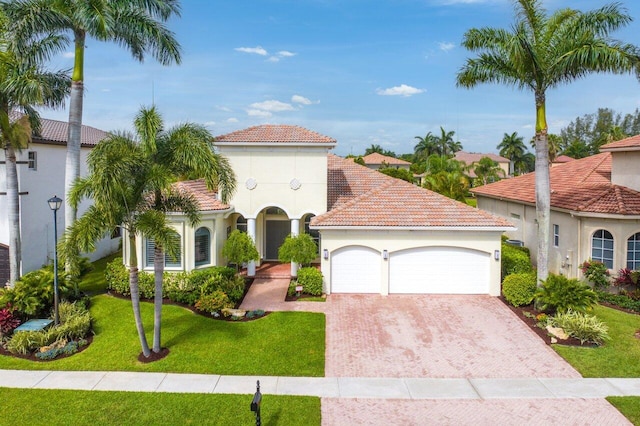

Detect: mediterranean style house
125,125,513,296
454,151,510,178
0,117,119,285
472,135,640,279
361,152,412,170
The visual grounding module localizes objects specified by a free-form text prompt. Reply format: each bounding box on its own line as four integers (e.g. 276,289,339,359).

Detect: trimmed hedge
501,244,533,280
502,273,537,307
296,267,323,296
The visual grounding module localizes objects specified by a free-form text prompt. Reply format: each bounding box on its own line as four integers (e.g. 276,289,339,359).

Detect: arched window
628,232,640,270
591,229,614,269
195,227,211,267
236,215,247,233
145,231,182,268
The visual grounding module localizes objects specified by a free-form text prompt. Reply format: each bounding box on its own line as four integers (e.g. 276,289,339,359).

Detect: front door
265,221,290,260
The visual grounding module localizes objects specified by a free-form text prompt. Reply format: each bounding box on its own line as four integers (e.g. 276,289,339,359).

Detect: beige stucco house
126,125,513,296
361,152,411,170
454,151,510,178
472,135,640,279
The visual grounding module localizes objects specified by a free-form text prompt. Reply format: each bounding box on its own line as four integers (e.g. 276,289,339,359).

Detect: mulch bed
0,335,94,362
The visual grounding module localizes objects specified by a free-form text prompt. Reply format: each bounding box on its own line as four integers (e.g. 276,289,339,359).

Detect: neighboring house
0,117,119,285
126,125,513,296
361,152,411,170
472,135,640,279
454,151,510,178
552,155,574,167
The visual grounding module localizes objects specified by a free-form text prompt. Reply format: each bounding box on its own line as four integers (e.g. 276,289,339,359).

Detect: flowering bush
614,268,640,290
580,260,610,290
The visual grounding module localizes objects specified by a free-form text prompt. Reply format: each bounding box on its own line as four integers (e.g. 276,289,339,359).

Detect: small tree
222,230,259,272
278,234,318,267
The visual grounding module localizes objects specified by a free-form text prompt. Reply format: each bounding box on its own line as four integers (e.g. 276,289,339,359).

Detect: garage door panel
331,246,380,293
389,247,489,294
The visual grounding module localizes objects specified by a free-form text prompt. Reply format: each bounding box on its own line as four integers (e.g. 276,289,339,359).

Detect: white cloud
249,100,295,112
235,46,268,56
267,56,280,63
277,51,296,57
291,95,316,105
216,106,232,112
204,121,216,127
63,51,74,58
439,42,455,52
227,117,239,123
376,84,425,97
247,109,272,117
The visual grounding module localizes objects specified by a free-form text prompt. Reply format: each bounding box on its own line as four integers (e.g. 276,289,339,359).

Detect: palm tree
4,0,183,237
562,139,590,159
133,106,236,353
497,132,526,175
0,13,69,286
457,0,639,282
364,144,383,155
414,132,438,160
474,157,505,186
434,127,461,157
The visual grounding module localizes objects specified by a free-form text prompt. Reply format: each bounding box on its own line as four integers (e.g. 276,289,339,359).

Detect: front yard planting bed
0,295,325,377
0,387,320,426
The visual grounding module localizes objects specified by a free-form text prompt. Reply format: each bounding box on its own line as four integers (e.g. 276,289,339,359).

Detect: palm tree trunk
153,244,164,353
5,145,21,287
128,235,150,357
64,30,85,235
534,92,550,284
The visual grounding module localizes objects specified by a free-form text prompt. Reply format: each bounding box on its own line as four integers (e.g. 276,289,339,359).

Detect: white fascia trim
310,225,517,232
600,146,640,153
569,210,640,219
165,207,234,217
214,142,336,148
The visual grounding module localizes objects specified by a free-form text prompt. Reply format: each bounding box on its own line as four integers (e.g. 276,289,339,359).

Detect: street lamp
48,195,62,326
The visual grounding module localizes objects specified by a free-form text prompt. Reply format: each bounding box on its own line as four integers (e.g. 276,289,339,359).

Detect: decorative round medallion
290,178,301,190
245,178,257,190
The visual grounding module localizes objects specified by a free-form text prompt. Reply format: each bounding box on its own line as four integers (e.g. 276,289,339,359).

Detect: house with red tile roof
472,135,640,278
454,151,510,178
361,152,411,170
129,124,513,296
0,117,116,285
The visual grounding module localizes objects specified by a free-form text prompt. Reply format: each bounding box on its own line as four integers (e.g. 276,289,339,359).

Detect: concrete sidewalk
2,369,640,400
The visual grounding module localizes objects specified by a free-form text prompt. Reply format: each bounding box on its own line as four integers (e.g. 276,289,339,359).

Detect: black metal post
52,206,59,326
251,380,262,426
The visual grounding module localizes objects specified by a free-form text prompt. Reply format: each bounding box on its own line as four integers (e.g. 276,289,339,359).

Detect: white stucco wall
0,143,120,275
610,151,640,192
318,229,503,296
217,146,329,220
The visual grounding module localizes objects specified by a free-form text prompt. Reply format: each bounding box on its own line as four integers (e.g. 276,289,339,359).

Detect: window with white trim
236,215,247,233
591,229,614,269
145,232,182,268
627,232,640,270
27,151,37,170
194,227,211,267
553,224,559,247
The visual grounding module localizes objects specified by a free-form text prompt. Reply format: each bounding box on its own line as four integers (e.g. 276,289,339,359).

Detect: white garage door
331,246,381,293
389,247,490,294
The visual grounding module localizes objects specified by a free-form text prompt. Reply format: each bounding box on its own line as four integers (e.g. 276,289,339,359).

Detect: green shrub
551,310,610,345
287,281,298,297
0,308,21,335
217,274,246,304
105,260,154,299
164,271,199,305
194,290,233,313
6,331,49,355
535,274,598,314
580,260,611,289
501,245,533,280
0,268,72,317
222,230,259,271
52,302,91,342
502,273,537,307
597,291,640,312
278,234,318,266
296,267,323,296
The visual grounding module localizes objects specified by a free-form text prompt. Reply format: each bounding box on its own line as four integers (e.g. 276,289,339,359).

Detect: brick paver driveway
324,294,580,378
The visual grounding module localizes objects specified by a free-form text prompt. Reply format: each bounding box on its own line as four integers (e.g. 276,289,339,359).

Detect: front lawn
79,251,121,295
0,295,325,376
0,387,321,426
608,397,640,425
554,305,640,377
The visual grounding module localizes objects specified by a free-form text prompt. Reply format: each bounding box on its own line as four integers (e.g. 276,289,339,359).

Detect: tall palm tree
133,106,236,353
414,132,438,160
457,0,639,282
434,126,459,157
0,12,69,286
497,132,526,175
4,0,183,237
474,157,505,186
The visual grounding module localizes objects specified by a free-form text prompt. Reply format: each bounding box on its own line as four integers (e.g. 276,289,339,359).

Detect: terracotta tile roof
361,152,411,166
553,155,574,163
471,153,640,215
9,112,109,147
214,124,336,144
455,151,509,164
172,179,230,211
600,134,640,151
313,155,513,228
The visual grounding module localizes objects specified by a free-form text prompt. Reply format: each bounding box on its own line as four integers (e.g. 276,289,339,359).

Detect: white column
247,218,256,276
290,218,300,277
214,217,225,266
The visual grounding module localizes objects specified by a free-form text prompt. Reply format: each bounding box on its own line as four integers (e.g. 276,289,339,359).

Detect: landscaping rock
550,337,558,344
222,308,246,318
546,325,569,340
40,339,67,353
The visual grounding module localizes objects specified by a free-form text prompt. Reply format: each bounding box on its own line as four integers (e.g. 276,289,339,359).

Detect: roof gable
600,134,640,151
361,152,411,166
214,124,336,144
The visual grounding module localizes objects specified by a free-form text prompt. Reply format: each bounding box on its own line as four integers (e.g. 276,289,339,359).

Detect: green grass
554,305,640,377
0,387,320,426
79,251,121,295
608,397,640,425
465,198,477,207
0,295,325,376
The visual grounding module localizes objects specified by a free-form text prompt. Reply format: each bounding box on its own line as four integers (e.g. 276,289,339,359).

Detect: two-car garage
329,244,492,295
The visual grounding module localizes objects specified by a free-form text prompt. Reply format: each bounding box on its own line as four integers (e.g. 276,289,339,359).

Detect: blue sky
42,0,640,157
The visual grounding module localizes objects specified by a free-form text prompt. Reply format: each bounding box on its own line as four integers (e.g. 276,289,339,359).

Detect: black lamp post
48,195,62,326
